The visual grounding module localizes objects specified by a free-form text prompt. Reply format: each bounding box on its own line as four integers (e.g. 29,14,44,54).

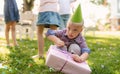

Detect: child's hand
55,40,65,47
72,54,85,63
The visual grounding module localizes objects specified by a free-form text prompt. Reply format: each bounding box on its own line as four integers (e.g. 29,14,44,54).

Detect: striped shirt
46,29,91,54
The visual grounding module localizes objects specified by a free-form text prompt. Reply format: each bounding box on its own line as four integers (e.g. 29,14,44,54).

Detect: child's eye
73,29,77,31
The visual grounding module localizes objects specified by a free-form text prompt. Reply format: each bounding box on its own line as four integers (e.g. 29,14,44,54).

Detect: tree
23,0,35,12
90,0,108,6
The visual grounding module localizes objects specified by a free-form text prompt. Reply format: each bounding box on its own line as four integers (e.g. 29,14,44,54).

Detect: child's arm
47,35,65,47
72,52,89,63
46,29,65,47
72,35,90,63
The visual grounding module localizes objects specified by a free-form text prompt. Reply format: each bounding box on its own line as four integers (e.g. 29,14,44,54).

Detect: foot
39,56,45,59
32,55,39,59
14,43,19,47
32,55,45,62
7,44,10,47
6,44,11,47
32,55,45,59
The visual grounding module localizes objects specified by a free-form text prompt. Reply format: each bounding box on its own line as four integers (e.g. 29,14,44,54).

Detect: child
33,0,61,58
46,4,90,63
4,0,19,47
58,0,77,30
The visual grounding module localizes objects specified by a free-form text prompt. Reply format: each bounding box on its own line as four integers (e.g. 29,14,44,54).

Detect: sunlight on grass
0,47,10,58
32,58,45,65
0,47,10,54
0,32,120,74
115,71,120,74
85,32,120,74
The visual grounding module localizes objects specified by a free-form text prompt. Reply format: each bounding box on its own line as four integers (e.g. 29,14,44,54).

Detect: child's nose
69,30,73,34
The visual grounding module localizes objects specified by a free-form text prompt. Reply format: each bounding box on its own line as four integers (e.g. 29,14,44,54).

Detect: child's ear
79,28,83,32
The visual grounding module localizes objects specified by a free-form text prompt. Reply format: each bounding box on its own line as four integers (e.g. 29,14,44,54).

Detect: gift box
45,45,91,74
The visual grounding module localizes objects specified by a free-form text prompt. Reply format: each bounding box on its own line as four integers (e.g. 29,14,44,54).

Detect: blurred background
0,1,120,74
0,0,120,33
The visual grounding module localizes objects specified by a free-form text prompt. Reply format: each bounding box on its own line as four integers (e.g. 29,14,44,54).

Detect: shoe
32,55,45,59
32,55,46,62
32,55,39,59
39,56,46,61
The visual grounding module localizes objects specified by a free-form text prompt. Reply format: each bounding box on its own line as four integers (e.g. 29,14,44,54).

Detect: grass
0,32,120,74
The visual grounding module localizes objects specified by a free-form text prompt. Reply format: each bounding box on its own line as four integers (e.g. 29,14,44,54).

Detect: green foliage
86,35,120,74
90,0,105,5
0,34,120,74
23,0,35,12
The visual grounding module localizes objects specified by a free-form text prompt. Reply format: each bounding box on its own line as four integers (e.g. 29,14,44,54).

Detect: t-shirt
58,0,76,15
39,0,59,12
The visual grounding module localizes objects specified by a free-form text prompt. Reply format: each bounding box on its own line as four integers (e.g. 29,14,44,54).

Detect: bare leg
5,22,10,46
11,21,17,46
33,25,57,59
37,25,44,57
50,25,57,30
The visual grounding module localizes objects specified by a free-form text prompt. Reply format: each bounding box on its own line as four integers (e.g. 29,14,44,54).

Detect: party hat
70,4,83,24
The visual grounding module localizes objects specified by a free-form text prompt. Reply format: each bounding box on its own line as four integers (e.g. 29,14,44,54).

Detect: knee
37,26,44,34
5,26,10,32
11,26,15,31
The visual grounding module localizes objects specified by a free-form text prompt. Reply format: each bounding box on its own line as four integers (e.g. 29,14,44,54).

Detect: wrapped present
45,45,91,74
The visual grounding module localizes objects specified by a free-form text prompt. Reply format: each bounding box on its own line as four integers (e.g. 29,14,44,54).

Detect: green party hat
70,4,83,24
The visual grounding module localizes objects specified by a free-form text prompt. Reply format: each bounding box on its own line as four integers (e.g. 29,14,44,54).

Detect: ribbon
56,47,71,72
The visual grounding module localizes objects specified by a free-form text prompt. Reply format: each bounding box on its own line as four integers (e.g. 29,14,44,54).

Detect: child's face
66,23,83,39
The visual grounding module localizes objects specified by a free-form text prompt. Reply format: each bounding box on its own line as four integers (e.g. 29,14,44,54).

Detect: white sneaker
32,55,45,59
32,55,39,59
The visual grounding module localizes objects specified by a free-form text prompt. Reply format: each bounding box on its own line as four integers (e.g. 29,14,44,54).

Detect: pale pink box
45,45,91,74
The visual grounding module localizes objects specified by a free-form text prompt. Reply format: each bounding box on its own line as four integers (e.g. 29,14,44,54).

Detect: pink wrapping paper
45,45,91,74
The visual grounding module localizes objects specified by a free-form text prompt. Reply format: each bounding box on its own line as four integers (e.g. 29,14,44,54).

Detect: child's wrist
79,57,85,62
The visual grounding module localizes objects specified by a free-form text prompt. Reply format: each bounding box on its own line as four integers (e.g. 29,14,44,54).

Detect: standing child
33,0,61,58
4,0,19,47
46,4,90,63
58,0,77,30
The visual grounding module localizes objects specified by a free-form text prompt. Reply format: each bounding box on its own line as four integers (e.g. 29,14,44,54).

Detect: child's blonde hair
67,20,84,28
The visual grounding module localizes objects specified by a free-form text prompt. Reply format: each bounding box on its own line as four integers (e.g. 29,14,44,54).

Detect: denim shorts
36,11,61,28
59,14,70,30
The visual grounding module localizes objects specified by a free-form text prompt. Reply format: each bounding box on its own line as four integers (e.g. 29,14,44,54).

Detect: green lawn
0,33,120,74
